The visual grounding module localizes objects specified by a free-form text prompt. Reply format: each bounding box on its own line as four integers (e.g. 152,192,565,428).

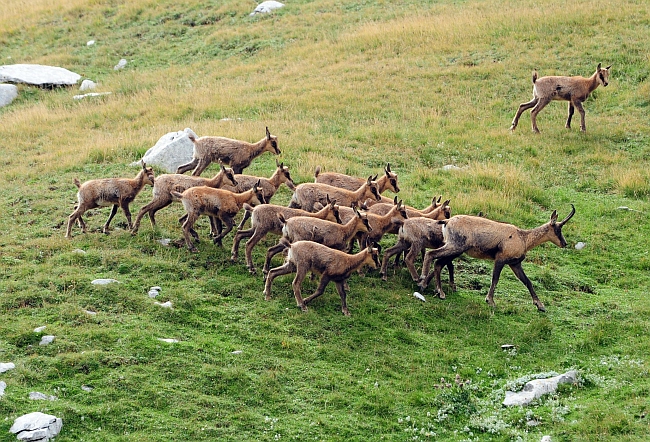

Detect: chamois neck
249,137,268,156
207,171,224,187
375,175,388,192
522,224,554,252
268,169,282,189
588,71,600,93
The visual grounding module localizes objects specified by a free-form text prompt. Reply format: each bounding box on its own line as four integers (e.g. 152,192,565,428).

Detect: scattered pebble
157,238,172,246
34,326,46,333
0,362,15,373
29,391,57,401
158,338,179,343
0,381,6,396
39,335,55,346
575,242,586,250
81,385,94,392
231,350,243,355
84,309,97,315
72,249,86,255
114,58,127,70
154,301,173,308
87,40,95,46
91,278,119,285
148,286,161,298
73,92,112,100
501,344,515,350
413,292,426,302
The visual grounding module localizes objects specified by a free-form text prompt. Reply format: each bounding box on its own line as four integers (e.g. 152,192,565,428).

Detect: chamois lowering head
419,205,575,312
510,64,611,133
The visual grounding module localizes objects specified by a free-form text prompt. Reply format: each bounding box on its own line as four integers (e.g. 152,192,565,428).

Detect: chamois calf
231,196,342,274
510,64,611,133
171,182,266,252
337,198,408,252
419,205,575,312
315,163,399,196
176,127,280,175
289,176,381,212
221,160,296,229
130,163,237,234
263,209,372,275
65,161,155,238
263,239,380,315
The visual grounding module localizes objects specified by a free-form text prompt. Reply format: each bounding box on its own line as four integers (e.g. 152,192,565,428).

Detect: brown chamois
263,209,372,275
221,160,296,229
365,196,448,219
288,176,381,212
170,181,266,252
510,64,611,133
263,239,380,315
419,205,576,311
130,163,237,234
314,163,399,195
65,161,155,238
230,196,342,274
176,127,280,175
337,198,408,252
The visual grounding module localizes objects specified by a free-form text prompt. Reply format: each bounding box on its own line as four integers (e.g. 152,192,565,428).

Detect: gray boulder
0,362,15,373
0,64,80,87
250,1,285,15
9,412,62,442
0,381,6,397
132,128,196,173
0,84,18,107
503,370,578,406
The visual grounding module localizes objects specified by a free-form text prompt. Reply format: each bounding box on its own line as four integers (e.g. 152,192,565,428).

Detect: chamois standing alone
419,205,575,312
263,239,380,315
510,63,611,133
65,161,155,238
176,127,280,175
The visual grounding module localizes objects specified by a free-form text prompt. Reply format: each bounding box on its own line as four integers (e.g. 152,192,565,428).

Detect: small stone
79,79,97,91
83,310,97,316
231,350,243,354
413,291,426,302
541,437,552,442
526,419,541,426
72,249,87,255
29,391,57,401
114,58,127,70
157,238,172,246
73,92,112,100
250,0,284,16
442,164,462,171
91,278,119,285
148,286,161,298
158,338,179,343
39,335,55,346
87,40,95,46
575,242,585,250
0,84,18,107
81,385,93,392
0,381,6,396
34,326,46,333
0,362,15,373
154,301,173,308
501,344,515,350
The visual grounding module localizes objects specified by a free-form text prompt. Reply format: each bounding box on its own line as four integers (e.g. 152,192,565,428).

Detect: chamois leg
243,229,268,274
566,102,575,129
485,261,506,307
419,244,465,290
380,239,410,280
212,216,234,247
509,261,546,312
230,227,254,261
237,210,251,230
404,242,425,283
263,241,289,276
303,275,331,306
510,97,538,131
263,261,296,301
176,158,199,175
132,200,171,234
77,215,87,233
574,101,587,132
191,158,212,176
178,214,200,242
120,202,133,230
66,211,81,238
292,266,311,312
102,205,119,234
433,257,456,299
336,281,351,316
180,214,200,253
530,98,551,133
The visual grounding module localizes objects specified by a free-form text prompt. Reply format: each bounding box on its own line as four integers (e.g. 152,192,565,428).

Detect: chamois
176,127,280,175
419,205,575,311
337,198,408,252
171,182,266,252
65,161,155,238
263,209,372,275
130,163,237,234
231,196,342,274
289,176,381,212
510,64,611,133
263,239,380,315
314,163,399,195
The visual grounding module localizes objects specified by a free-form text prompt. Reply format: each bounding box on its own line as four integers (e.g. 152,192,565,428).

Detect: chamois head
596,63,612,87
220,163,238,187
384,163,400,193
365,239,381,269
367,175,381,202
140,161,155,186
251,180,267,205
276,159,296,190
266,127,281,155
356,209,372,233
326,194,343,224
548,204,576,248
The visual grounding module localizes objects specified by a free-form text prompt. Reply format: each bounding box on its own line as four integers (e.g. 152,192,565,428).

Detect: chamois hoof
485,296,496,307
342,308,351,316
248,267,257,275
299,304,308,312
263,292,271,301
437,290,446,300
380,274,387,282
535,302,546,312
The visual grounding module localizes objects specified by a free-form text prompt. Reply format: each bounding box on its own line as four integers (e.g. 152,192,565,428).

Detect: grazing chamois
419,205,575,312
66,161,155,238
230,196,342,274
510,64,611,133
171,182,266,252
314,163,399,197
176,127,280,175
289,176,381,212
130,163,237,234
262,209,372,276
263,239,380,315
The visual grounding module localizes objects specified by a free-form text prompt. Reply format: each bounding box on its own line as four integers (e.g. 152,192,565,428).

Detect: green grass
1,0,650,440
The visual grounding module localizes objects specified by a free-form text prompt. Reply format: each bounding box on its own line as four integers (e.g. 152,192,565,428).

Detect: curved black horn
559,204,576,226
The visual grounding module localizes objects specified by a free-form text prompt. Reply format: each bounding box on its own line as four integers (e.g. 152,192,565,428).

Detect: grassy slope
1,0,650,440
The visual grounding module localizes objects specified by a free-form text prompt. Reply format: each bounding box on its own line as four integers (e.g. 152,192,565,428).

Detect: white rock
501,344,515,350
154,301,173,308
0,381,6,396
575,242,585,250
10,412,62,441
250,1,285,15
503,370,578,406
541,436,552,442
0,64,80,87
157,238,172,246
114,58,127,70
87,40,95,46
81,385,93,392
73,92,112,100
91,278,119,285
83,310,97,316
72,249,87,255
132,128,196,173
79,79,97,91
231,350,243,354
34,326,46,333
29,391,57,401
0,362,16,373
413,292,426,302
158,338,179,343
0,83,18,107
39,335,55,346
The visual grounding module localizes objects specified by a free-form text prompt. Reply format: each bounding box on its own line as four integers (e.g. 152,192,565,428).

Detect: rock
39,335,55,346
158,338,179,343
34,326,46,333
0,362,16,373
0,381,6,396
250,1,285,15
132,128,196,173
154,301,173,308
9,412,62,442
157,238,172,246
81,385,93,392
541,437,552,442
29,391,57,401
503,370,578,406
86,40,95,46
442,164,462,171
72,249,87,255
231,350,243,354
413,292,426,302
83,310,97,316
501,344,515,350
575,242,585,250
148,287,161,298
73,92,112,100
0,84,18,107
0,64,80,87
114,59,127,70
79,79,96,91
91,278,119,285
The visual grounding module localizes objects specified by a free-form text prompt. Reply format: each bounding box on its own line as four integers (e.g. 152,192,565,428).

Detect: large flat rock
0,64,81,87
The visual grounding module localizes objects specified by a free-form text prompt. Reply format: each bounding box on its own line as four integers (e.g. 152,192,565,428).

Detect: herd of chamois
66,63,613,315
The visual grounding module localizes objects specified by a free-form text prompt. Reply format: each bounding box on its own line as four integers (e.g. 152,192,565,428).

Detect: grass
1,0,650,440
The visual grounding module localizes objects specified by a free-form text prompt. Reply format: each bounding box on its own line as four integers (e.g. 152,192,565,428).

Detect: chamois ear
397,199,403,209
605,65,612,70
359,200,369,210
550,210,559,225
393,196,398,205
597,63,602,71
385,163,391,174
266,127,271,139
367,176,373,184
372,174,378,181
140,160,146,170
